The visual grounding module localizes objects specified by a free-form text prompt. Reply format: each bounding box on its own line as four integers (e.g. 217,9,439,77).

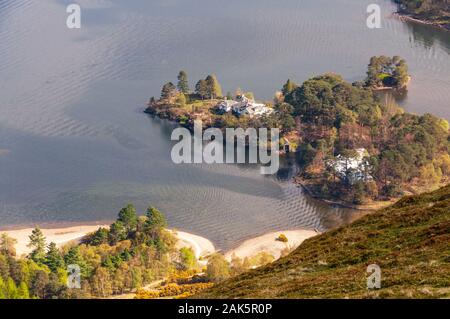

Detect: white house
217,95,273,118
216,100,236,113
328,148,373,184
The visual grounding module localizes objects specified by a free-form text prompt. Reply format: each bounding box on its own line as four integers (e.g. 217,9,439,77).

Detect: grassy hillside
198,184,450,298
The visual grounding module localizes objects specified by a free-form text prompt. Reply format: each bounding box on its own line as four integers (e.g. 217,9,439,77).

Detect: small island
365,55,410,91
395,0,450,31
145,57,450,208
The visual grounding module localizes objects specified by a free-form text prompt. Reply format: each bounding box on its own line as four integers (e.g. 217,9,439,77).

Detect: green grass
197,184,450,299
378,73,390,80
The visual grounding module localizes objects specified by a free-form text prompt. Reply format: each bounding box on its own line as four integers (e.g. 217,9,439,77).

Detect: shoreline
145,107,390,212
371,76,411,92
393,12,450,32
144,104,288,149
293,176,397,211
0,225,110,257
225,229,319,261
172,230,216,260
0,219,113,233
0,225,216,259
0,224,319,261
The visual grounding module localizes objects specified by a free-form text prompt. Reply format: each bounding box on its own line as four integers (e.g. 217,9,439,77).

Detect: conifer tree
117,203,138,234
177,71,190,94
64,246,88,278
205,74,222,99
145,207,167,232
160,82,177,100
28,227,46,263
195,79,208,99
44,242,65,272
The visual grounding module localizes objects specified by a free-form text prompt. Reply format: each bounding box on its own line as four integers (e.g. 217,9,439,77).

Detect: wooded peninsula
146,56,450,208
395,0,450,31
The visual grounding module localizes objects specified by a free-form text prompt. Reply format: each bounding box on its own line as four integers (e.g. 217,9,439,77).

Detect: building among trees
216,95,273,118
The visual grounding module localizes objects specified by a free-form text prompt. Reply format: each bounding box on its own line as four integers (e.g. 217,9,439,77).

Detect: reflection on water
405,19,450,51
0,0,449,248
390,18,450,115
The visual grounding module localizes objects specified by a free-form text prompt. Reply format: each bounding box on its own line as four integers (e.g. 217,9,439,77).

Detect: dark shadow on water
405,20,450,51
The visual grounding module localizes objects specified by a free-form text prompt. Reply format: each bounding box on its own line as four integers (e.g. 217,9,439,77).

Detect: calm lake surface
1,0,449,249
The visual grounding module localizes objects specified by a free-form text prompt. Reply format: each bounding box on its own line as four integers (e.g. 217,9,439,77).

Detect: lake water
0,0,449,249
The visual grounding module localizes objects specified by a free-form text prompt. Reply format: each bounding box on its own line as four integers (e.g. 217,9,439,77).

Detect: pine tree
277,103,296,133
205,74,222,99
64,246,88,278
160,82,177,100
28,227,46,263
145,207,167,231
195,79,208,99
89,227,109,246
108,221,127,245
177,71,189,94
144,207,167,245
44,242,65,272
117,203,138,234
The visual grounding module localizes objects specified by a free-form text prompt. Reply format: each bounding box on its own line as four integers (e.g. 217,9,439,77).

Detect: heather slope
198,184,450,298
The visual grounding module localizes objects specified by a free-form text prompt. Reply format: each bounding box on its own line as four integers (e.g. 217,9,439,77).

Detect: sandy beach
0,225,110,257
0,225,217,259
225,229,319,260
1,225,318,261
172,230,216,260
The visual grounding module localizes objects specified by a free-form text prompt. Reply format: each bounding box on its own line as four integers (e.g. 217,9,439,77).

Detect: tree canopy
28,227,46,263
161,82,177,100
177,71,190,94
365,55,409,88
